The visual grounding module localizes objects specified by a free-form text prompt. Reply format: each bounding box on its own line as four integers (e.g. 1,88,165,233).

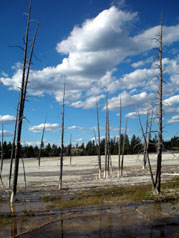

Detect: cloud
21,141,41,147
76,138,83,142
168,115,179,124
131,60,145,68
107,91,154,110
0,71,8,77
66,125,84,130
91,126,105,131
125,110,148,118
133,25,179,52
71,94,105,109
0,130,13,137
0,6,179,109
163,95,179,106
29,123,60,133
0,115,16,124
56,6,137,54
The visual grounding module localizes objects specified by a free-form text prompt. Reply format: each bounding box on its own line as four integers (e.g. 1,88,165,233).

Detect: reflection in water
1,202,178,238
107,209,113,238
154,203,166,237
60,210,64,238
10,203,17,238
99,209,102,238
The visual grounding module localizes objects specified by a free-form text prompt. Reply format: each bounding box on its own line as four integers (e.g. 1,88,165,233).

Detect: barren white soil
1,153,179,192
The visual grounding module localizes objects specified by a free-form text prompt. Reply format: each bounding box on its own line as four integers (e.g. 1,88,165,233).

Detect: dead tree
0,124,4,173
154,15,164,194
118,96,122,177
107,117,113,175
104,93,110,178
10,0,39,202
120,117,128,176
96,99,102,178
138,112,155,190
0,172,3,187
59,82,66,190
21,158,26,192
38,118,46,168
0,125,4,186
69,134,72,165
9,100,19,188
143,111,149,169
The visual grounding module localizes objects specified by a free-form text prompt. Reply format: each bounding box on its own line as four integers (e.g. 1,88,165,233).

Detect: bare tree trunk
104,94,108,178
104,93,109,178
21,158,26,192
38,118,46,168
93,128,97,146
118,96,122,177
0,125,4,186
143,111,149,169
11,0,39,203
96,99,102,179
138,113,155,190
9,100,19,188
69,134,72,165
0,124,4,173
0,172,3,187
59,82,65,190
147,111,155,189
120,117,128,176
107,117,112,175
155,15,163,194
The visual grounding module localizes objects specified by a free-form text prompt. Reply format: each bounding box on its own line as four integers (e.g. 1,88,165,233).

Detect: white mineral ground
1,153,179,192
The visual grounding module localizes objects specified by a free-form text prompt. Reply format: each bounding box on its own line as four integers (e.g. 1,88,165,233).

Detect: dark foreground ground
16,202,179,238
0,181,179,238
0,154,179,237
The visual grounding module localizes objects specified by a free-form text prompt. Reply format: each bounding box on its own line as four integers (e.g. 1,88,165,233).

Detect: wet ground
0,154,179,237
16,203,179,238
0,194,179,238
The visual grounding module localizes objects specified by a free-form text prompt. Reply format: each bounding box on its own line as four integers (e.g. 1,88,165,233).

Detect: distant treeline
0,135,178,159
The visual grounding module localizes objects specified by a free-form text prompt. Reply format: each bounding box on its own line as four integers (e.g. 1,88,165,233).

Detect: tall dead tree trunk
143,111,149,169
104,93,109,178
59,82,65,190
120,117,128,176
9,100,19,188
0,124,4,173
138,112,155,190
96,99,102,178
10,0,39,202
21,158,26,192
69,134,72,165
107,116,112,175
118,96,122,177
38,118,46,168
155,15,163,194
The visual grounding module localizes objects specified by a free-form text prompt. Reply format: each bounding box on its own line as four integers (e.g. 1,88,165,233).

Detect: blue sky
0,0,179,147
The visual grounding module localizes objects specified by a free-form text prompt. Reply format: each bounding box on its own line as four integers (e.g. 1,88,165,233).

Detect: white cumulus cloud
0,115,16,124
29,123,60,133
0,6,179,111
0,130,13,137
168,115,179,124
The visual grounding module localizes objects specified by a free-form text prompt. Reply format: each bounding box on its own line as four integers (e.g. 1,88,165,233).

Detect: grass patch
0,209,35,226
161,176,179,190
20,209,35,217
0,213,16,226
43,178,179,210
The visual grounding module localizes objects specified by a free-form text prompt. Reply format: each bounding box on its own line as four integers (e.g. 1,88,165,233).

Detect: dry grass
44,177,179,210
